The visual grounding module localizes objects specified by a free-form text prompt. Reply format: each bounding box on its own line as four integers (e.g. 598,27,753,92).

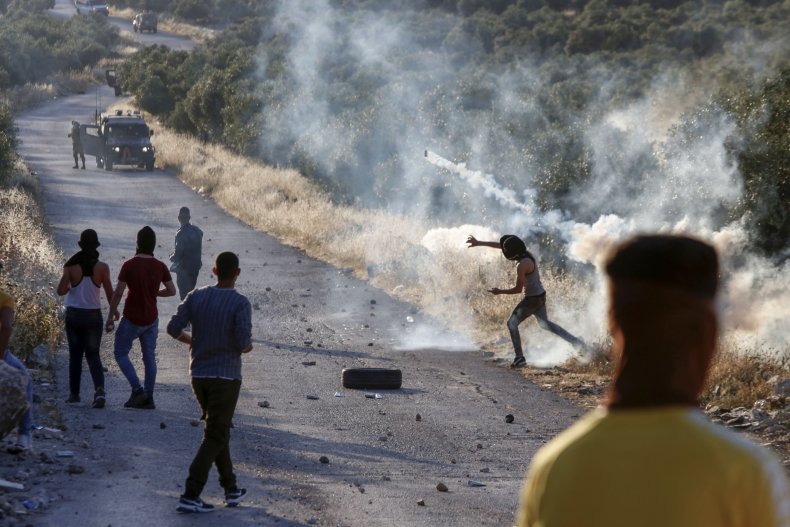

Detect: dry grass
1,70,99,113
0,160,63,357
145,112,787,412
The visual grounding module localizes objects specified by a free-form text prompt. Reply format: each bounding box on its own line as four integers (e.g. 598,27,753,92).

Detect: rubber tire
145,161,154,171
341,368,402,390
104,159,113,171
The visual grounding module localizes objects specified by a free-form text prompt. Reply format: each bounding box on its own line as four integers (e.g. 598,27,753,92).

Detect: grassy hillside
119,0,788,255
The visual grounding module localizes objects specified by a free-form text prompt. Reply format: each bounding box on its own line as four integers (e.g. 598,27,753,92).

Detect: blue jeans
65,307,104,396
114,317,158,396
4,352,33,435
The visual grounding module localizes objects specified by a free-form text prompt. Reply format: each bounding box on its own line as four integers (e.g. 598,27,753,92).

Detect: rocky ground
0,351,72,527
517,365,790,468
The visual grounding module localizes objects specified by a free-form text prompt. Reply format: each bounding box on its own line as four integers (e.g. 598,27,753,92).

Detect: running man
467,234,584,367
167,252,252,513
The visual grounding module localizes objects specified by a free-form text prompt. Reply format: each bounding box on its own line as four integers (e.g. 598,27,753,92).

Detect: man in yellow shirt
517,235,790,527
1,261,34,452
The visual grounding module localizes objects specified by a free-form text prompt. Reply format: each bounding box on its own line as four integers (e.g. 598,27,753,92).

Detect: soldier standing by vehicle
68,120,85,169
170,207,203,300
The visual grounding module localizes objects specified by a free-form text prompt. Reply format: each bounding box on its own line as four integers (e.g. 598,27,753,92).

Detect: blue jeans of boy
114,317,158,396
4,352,32,435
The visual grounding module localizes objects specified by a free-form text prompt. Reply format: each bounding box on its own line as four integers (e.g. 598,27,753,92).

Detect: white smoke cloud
257,1,788,363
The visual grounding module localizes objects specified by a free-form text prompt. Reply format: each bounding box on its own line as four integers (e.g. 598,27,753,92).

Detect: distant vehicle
80,111,156,172
74,0,109,15
133,12,158,33
104,69,123,97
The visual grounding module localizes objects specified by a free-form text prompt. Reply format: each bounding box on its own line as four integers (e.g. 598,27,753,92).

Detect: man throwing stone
467,234,585,367
170,206,203,300
167,251,252,513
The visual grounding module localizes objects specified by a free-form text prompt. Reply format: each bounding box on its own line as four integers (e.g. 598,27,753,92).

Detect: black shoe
66,394,80,403
92,388,106,409
135,396,155,410
123,387,146,408
72,165,79,169
224,487,247,507
510,356,527,368
81,165,86,170
176,496,214,513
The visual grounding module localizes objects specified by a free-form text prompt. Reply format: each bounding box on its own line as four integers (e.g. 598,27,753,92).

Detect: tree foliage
118,0,789,254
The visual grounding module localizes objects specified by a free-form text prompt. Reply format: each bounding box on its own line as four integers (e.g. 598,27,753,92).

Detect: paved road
51,0,196,51
14,23,580,527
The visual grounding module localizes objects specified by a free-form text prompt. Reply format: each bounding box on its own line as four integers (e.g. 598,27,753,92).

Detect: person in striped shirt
167,251,252,513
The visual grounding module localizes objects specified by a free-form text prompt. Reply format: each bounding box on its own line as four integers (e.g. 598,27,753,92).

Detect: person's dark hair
78,229,100,250
215,252,239,280
604,234,720,409
605,234,718,299
136,226,156,255
500,235,534,262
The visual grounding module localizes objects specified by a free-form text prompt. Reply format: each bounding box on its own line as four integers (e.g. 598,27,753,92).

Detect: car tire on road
341,368,402,390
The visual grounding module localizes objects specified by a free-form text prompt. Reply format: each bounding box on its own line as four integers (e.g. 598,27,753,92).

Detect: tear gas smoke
259,1,788,363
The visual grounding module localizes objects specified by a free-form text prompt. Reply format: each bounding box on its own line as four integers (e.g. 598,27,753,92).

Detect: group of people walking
55,208,252,512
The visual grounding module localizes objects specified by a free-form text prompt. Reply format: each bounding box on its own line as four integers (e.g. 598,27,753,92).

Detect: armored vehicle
133,12,158,33
80,111,155,171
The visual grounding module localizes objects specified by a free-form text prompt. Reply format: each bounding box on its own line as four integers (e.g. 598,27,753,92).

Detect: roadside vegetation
0,0,119,359
0,102,62,359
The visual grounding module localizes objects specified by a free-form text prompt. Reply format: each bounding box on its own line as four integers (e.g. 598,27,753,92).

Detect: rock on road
13,18,581,527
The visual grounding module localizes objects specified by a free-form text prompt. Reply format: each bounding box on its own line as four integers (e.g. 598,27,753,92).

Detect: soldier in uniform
68,120,86,169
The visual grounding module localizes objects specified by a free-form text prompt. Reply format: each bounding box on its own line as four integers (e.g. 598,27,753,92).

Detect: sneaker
7,433,33,454
224,487,247,507
66,394,80,403
124,387,146,408
510,356,527,368
92,388,106,409
136,396,156,410
176,496,214,513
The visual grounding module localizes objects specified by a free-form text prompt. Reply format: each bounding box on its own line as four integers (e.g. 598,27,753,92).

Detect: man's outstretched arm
466,235,501,249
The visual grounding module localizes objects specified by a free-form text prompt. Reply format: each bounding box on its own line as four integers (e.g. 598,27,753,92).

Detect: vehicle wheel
104,160,113,171
341,368,402,390
145,161,154,171
153,28,157,33
134,27,138,33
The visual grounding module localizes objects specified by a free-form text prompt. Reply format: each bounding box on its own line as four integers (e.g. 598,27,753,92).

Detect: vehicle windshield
141,14,156,21
107,124,149,138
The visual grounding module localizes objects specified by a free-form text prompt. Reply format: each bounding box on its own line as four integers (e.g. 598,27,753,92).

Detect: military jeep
80,111,155,171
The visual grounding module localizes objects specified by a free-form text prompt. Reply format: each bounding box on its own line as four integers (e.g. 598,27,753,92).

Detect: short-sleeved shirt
517,407,790,527
0,289,14,310
118,256,172,326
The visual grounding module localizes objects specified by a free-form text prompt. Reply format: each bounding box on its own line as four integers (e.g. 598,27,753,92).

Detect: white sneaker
7,433,32,454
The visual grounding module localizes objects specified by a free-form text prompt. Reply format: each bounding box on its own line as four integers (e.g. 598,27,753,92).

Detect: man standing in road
106,226,176,409
466,234,585,368
68,120,85,170
517,235,790,527
170,207,203,300
167,251,252,513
